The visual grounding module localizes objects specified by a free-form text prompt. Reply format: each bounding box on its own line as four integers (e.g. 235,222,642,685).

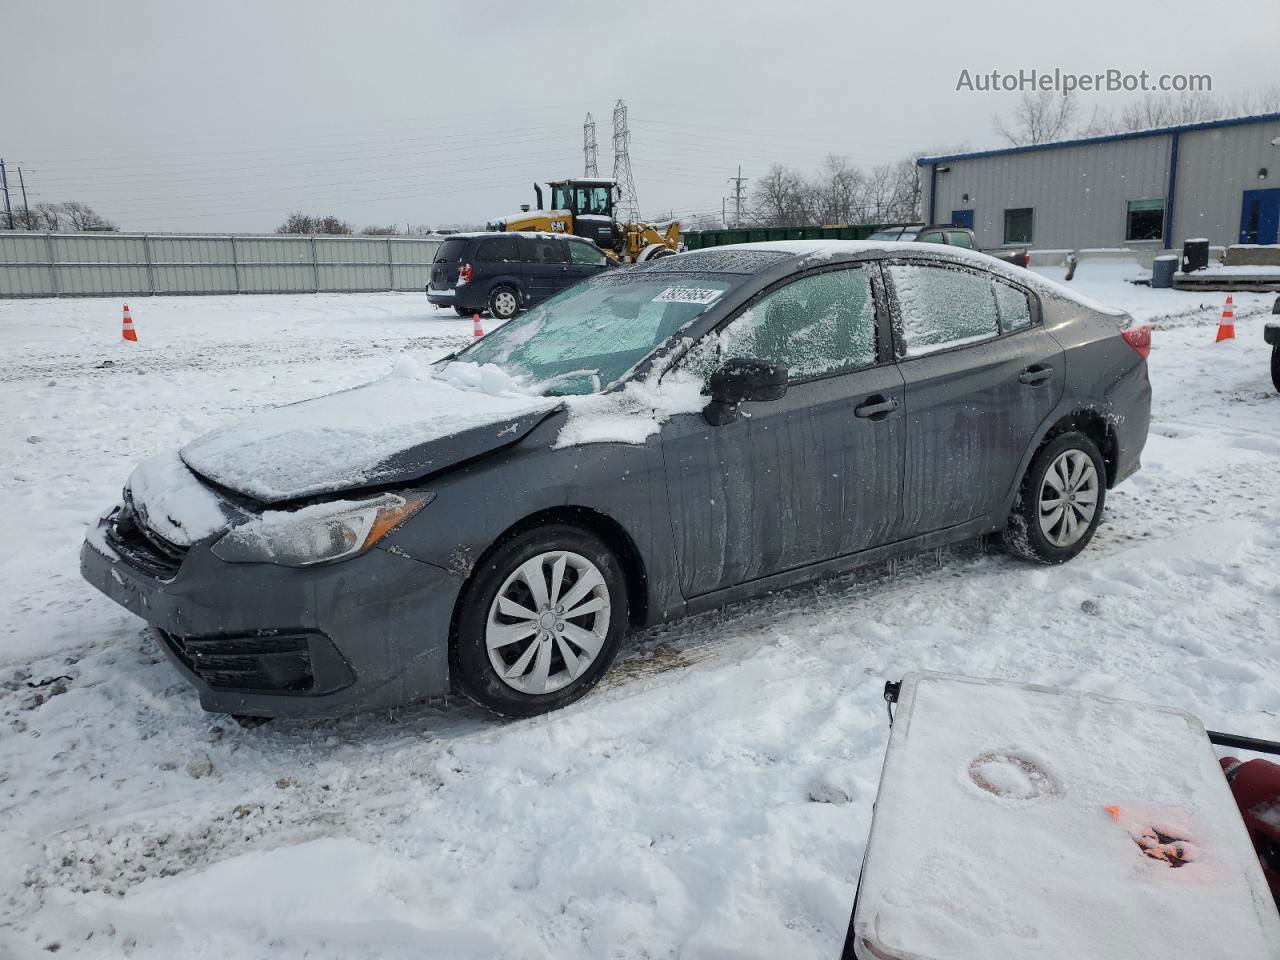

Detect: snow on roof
919,111,1280,165
714,239,1127,316
854,673,1280,960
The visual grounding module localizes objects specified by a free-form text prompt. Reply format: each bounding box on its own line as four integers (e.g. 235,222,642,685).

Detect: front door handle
1019,365,1054,385
854,395,900,420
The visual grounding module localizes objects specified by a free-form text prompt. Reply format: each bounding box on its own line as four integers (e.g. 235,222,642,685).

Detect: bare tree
993,91,1078,146
10,201,115,231
360,224,400,236
276,212,352,235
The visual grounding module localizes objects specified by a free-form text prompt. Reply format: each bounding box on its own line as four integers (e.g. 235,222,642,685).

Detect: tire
488,285,519,321
452,525,628,718
1002,430,1107,565
454,306,471,317
1271,346,1280,394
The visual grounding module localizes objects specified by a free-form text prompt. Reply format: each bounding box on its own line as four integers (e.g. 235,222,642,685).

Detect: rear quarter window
994,279,1034,332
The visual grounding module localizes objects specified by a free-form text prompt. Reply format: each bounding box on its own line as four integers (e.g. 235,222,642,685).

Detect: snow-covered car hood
179,361,561,504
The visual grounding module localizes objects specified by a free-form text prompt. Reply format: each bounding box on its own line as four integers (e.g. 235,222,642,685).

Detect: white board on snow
851,673,1280,960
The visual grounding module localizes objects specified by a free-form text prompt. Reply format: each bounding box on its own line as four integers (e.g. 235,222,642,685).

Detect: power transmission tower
727,166,748,227
583,113,598,177
611,99,640,222
17,167,29,223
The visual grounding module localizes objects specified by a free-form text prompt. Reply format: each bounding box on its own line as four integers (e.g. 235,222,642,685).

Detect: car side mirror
703,357,788,426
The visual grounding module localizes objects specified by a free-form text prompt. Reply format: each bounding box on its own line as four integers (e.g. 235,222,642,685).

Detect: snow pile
553,370,706,447
855,674,1280,960
181,361,557,502
126,450,235,546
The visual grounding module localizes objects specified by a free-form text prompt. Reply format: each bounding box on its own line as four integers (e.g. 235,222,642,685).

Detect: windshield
449,275,735,394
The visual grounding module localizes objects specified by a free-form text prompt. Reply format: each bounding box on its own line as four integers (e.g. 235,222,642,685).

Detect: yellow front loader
487,178,680,264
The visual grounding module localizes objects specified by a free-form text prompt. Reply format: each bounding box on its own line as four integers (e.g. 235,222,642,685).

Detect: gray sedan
81,241,1152,719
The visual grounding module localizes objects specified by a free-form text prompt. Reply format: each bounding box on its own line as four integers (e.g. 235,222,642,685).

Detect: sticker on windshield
652,286,723,305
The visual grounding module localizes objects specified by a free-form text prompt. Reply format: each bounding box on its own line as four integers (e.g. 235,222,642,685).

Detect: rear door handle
854,395,900,420
1019,365,1054,385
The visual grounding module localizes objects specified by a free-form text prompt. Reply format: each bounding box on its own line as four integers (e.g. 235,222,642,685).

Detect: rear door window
945,231,975,249
916,231,947,244
476,237,519,261
888,263,1000,356
526,237,567,263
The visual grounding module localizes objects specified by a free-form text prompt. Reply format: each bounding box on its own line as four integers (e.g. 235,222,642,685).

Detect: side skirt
683,516,1000,617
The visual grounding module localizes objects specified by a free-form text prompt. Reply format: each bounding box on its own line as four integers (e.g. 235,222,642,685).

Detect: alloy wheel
1038,449,1099,547
485,551,611,695
492,290,518,319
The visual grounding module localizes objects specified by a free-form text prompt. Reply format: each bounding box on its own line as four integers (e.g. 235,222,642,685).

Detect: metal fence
0,232,443,298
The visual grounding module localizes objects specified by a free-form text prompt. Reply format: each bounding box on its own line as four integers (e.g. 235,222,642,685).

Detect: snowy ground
0,284,1277,958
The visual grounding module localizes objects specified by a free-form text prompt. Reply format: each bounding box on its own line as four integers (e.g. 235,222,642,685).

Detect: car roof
445,231,592,242
664,240,1125,317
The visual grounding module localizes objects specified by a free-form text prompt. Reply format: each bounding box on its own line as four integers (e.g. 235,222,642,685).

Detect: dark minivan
427,231,610,320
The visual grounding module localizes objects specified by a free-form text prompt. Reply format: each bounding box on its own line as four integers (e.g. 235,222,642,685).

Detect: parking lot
0,280,1276,958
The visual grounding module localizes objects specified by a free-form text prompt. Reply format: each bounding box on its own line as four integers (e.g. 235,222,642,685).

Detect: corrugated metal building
918,112,1280,255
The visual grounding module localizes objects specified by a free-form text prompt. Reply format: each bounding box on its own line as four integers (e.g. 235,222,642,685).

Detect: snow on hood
553,370,705,448
126,449,241,547
180,358,559,503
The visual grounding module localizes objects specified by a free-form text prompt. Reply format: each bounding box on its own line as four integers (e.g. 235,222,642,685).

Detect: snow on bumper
80,515,464,718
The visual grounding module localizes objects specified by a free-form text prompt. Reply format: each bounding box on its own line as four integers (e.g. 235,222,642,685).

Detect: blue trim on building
916,111,1280,167
927,163,937,225
1164,131,1180,250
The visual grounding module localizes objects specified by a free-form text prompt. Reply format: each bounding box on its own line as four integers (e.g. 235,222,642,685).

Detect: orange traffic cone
121,304,138,342
472,313,484,338
1215,295,1235,342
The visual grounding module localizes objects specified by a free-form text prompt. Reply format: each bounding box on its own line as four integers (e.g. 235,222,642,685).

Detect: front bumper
81,512,464,718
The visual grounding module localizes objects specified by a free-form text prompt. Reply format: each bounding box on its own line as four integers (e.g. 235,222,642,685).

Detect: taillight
1021,251,1031,268
457,263,473,286
1122,325,1151,359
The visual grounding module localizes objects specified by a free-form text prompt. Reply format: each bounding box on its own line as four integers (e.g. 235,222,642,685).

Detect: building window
1004,207,1033,244
1126,198,1165,241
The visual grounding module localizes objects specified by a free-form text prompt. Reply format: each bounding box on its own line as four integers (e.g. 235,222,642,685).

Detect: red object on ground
1216,295,1236,342
121,304,138,342
1221,756,1280,906
472,313,484,338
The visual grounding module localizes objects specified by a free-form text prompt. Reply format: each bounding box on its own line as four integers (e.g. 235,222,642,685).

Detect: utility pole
17,167,29,224
727,166,747,227
0,159,12,230
583,113,598,178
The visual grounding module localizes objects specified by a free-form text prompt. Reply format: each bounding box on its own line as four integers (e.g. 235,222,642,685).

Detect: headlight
211,492,434,566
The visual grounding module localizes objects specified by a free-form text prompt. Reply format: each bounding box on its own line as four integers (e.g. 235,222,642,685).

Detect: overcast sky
2,0,1278,233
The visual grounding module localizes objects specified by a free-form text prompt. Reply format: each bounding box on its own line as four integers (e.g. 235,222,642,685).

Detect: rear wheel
488,285,519,321
454,306,471,317
1003,431,1106,564
452,525,628,717
1271,345,1279,393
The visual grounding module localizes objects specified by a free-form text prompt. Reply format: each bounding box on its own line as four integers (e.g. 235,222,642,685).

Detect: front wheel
452,525,628,717
488,285,519,321
1003,431,1106,564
